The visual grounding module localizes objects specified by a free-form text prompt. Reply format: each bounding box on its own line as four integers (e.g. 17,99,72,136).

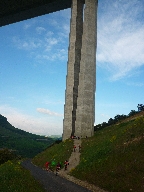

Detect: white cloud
0,105,63,135
36,27,46,34
36,108,63,117
36,48,67,61
12,36,41,50
46,31,54,37
12,26,68,62
44,37,59,51
63,24,70,35
97,0,144,81
23,24,31,29
47,18,58,27
11,8,70,64
45,37,58,45
12,0,144,79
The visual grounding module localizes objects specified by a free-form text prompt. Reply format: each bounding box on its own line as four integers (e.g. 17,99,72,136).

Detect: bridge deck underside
0,0,72,27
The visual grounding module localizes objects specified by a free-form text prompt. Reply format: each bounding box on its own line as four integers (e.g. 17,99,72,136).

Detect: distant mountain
48,135,62,139
0,114,56,158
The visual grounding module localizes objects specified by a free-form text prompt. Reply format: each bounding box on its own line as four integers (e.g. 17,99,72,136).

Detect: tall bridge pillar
63,0,97,140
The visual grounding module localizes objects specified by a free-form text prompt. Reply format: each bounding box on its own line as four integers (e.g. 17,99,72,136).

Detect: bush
0,148,18,165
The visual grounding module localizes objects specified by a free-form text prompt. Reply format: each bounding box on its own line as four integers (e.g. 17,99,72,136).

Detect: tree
137,104,144,112
128,110,137,117
114,114,122,122
101,122,108,128
94,124,102,131
0,148,17,165
108,118,115,125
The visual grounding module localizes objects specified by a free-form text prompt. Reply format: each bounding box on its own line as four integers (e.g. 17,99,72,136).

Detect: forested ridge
0,114,55,158
94,103,144,131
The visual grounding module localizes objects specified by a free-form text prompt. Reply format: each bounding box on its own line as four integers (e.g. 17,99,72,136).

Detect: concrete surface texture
63,0,97,140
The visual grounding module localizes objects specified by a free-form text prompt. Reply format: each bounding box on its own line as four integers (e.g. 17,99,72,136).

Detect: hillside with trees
0,114,56,158
32,104,144,192
0,104,144,191
94,104,144,131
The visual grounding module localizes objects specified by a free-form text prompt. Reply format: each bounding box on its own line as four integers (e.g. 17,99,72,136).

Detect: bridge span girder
0,0,72,27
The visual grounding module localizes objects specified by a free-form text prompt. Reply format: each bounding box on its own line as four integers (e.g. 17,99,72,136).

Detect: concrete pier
63,0,84,141
63,0,97,140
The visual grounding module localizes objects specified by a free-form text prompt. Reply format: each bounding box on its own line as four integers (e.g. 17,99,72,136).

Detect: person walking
73,145,76,152
64,160,69,170
78,145,81,152
45,161,50,171
56,162,61,176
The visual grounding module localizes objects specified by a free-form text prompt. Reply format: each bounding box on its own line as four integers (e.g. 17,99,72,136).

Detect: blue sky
0,0,144,136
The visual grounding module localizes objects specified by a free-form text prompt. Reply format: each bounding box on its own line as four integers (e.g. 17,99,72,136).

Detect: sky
0,0,144,136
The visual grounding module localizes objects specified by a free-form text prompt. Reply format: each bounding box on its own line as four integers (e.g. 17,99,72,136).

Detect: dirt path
59,139,107,192
59,139,81,177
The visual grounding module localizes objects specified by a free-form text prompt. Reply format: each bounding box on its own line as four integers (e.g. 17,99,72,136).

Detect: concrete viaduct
0,0,98,140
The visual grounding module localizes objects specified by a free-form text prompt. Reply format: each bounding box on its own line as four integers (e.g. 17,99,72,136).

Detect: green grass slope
32,139,73,170
0,160,45,192
33,113,144,192
0,114,55,158
71,115,144,192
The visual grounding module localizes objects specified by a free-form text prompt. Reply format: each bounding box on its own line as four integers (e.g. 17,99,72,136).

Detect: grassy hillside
0,114,55,158
71,115,144,192
0,160,45,192
32,139,73,170
33,113,144,192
